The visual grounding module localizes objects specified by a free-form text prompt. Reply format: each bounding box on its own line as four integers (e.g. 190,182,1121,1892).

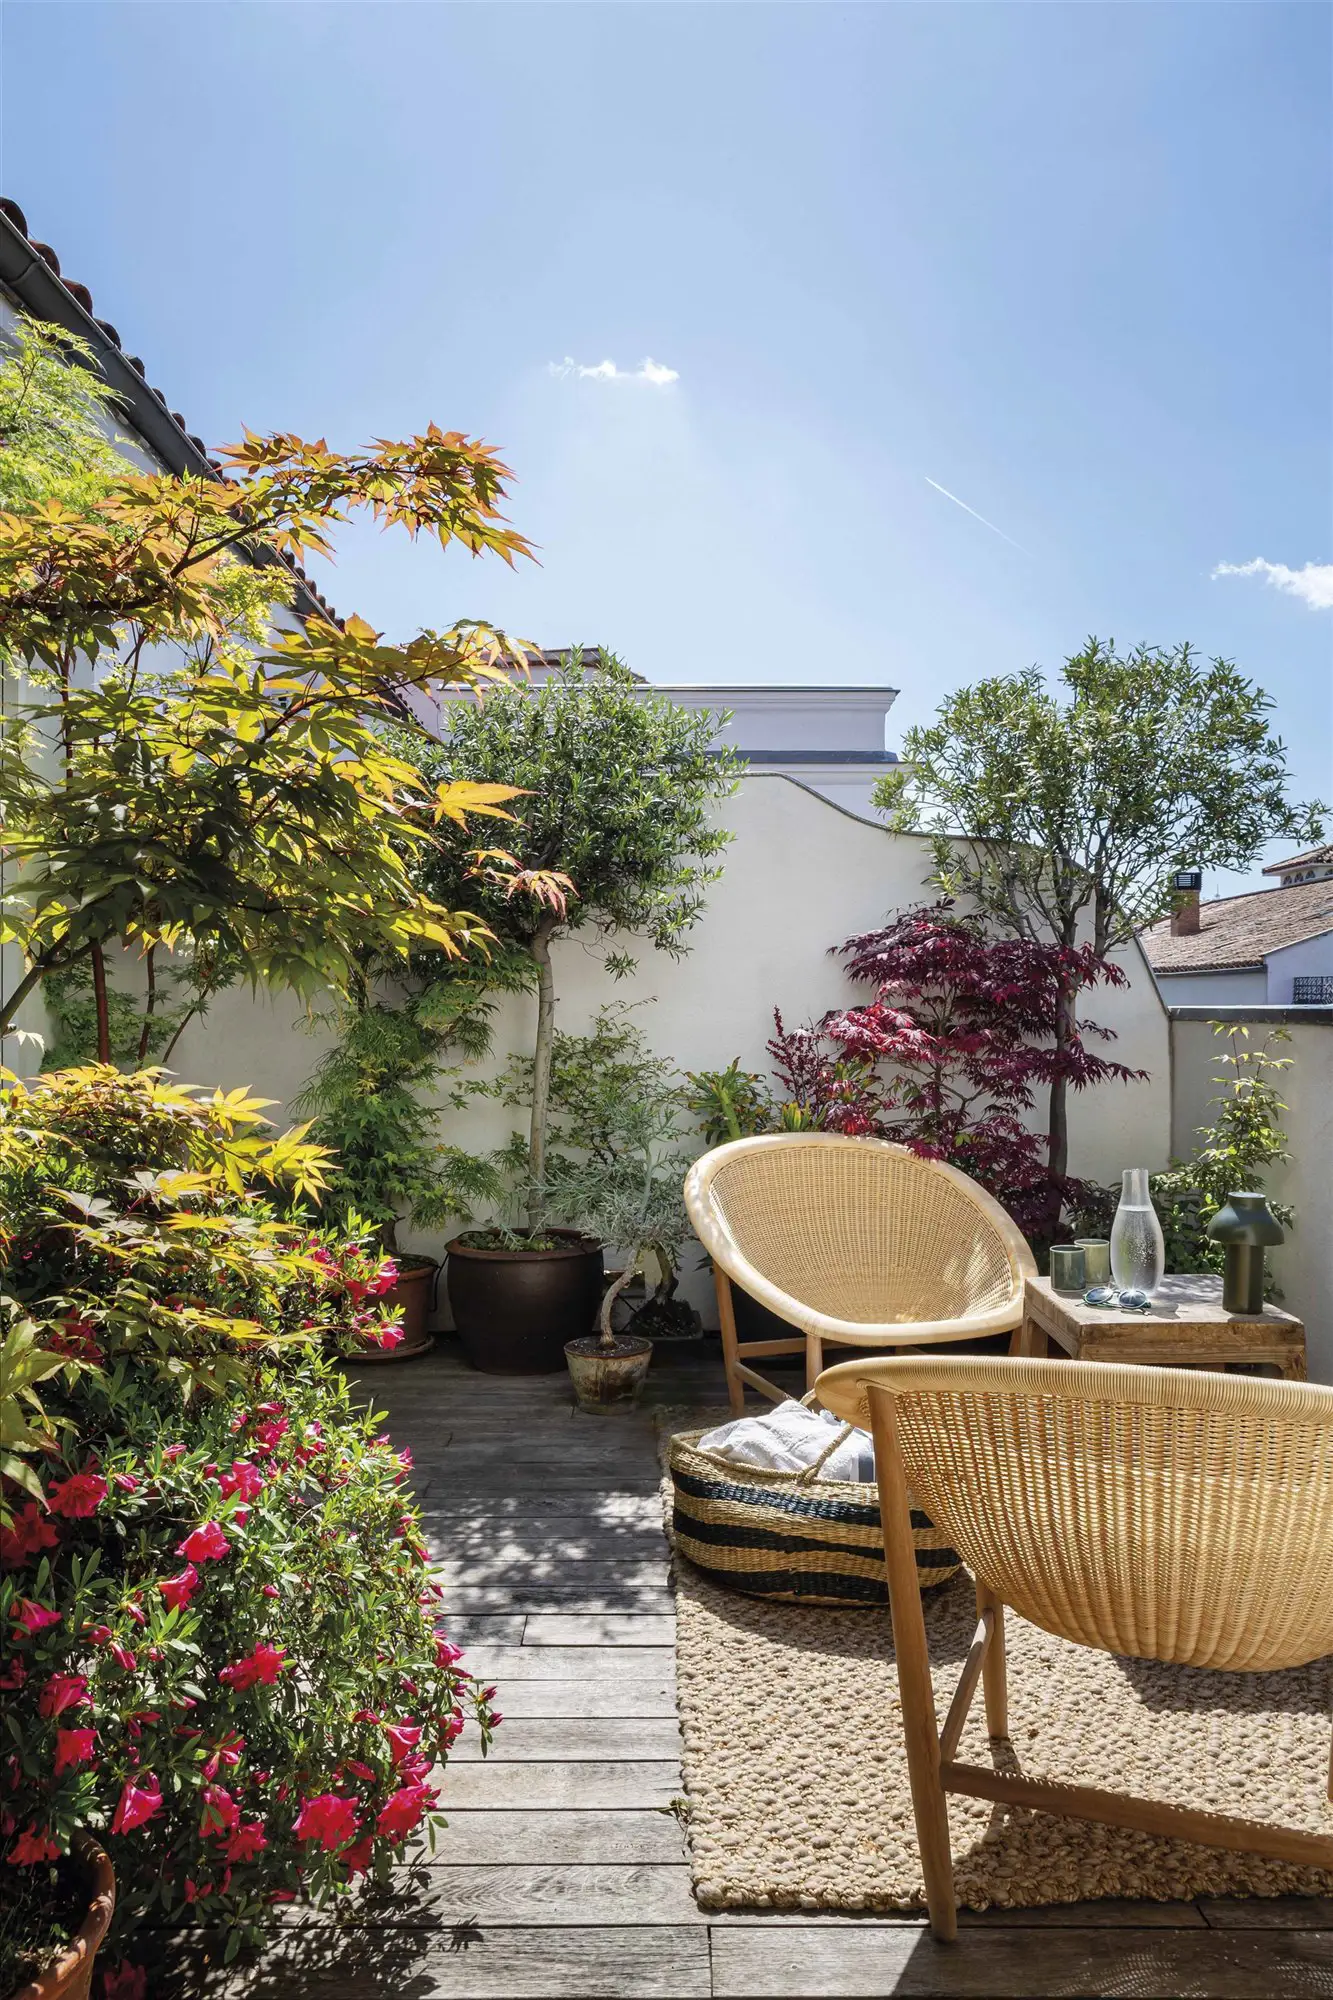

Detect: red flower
39,1673,90,1718
54,1727,97,1774
112,1473,140,1494
225,1820,267,1864
218,1642,287,1691
200,1784,240,1836
362,1322,405,1351
47,1470,108,1519
0,1658,25,1690
158,1563,200,1612
109,1643,137,1672
342,1835,374,1879
102,1960,148,2000
434,1635,464,1667
111,1773,163,1835
84,1624,113,1647
176,1522,229,1562
250,1418,289,1457
376,1783,435,1843
0,1502,59,1567
12,1599,60,1635
218,1460,264,1501
383,1722,423,1766
293,1792,359,1851
261,1584,280,1599
161,1444,186,1463
8,1824,60,1865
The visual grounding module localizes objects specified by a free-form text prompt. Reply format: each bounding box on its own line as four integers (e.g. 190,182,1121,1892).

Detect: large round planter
354,1257,436,1363
565,1333,653,1410
9,1833,115,2000
446,1231,603,1375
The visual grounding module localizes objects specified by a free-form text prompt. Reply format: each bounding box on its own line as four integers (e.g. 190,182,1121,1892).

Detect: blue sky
3,2,1329,886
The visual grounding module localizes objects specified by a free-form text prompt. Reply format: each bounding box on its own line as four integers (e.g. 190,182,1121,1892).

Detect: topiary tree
408,652,740,1226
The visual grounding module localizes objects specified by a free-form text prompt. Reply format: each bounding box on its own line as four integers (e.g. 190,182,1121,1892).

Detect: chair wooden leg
805,1328,824,1393
867,1383,958,1942
976,1580,1008,1739
714,1269,745,1415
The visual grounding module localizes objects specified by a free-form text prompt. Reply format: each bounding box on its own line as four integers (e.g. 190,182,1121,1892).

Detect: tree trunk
526,919,558,1231
599,1249,643,1345
90,945,111,1063
1046,973,1077,1195
137,948,157,1065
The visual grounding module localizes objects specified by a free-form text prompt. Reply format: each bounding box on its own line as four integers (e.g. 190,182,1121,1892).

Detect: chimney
1170,869,1202,936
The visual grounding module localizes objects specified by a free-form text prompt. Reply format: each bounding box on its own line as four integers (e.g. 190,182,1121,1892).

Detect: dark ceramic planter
352,1257,437,1363
446,1230,604,1374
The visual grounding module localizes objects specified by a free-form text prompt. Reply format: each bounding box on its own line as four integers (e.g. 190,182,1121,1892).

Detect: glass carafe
1110,1168,1165,1299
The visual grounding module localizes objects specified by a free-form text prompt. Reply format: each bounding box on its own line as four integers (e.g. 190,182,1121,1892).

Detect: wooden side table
1016,1273,1307,1381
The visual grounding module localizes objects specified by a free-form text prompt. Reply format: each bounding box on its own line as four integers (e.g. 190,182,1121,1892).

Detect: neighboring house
1140,852,1333,1007
429,651,900,816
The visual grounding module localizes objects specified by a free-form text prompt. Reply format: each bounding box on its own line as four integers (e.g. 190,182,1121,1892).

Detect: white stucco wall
1169,1014,1333,1380
1153,968,1269,1010
1265,931,1333,1002
167,774,1172,1318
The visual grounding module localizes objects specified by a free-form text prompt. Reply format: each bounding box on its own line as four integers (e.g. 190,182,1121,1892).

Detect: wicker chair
814,1353,1333,1940
683,1133,1036,1413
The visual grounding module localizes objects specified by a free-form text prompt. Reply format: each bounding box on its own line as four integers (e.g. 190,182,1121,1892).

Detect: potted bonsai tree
405,651,739,1374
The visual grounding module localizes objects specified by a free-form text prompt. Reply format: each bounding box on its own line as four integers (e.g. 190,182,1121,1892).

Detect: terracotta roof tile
1262,843,1333,876
1141,878,1333,973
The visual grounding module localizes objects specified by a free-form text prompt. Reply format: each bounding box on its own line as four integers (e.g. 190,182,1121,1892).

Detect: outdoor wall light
1206,1192,1284,1315
1171,869,1202,893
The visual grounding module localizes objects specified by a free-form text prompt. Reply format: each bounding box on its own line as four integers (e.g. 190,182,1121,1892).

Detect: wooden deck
197,1340,1333,1998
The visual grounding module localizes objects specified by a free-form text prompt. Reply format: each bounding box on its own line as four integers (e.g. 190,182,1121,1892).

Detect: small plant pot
447,1231,603,1374
564,1333,653,1410
8,1832,115,2000
354,1257,436,1363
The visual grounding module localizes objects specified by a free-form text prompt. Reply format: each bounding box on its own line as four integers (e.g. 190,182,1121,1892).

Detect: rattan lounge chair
683,1133,1036,1412
815,1353,1333,1940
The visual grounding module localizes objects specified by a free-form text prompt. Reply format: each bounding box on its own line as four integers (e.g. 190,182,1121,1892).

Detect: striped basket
668,1423,962,1607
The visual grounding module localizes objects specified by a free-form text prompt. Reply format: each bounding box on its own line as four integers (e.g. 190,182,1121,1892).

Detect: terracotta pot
564,1333,653,1409
9,1833,115,2000
354,1257,436,1363
447,1231,603,1374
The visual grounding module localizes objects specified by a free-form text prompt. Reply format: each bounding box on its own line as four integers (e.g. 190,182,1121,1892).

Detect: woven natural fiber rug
660,1422,1333,1914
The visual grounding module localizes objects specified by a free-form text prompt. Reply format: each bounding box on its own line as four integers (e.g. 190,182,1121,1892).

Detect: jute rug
660,1419,1333,1914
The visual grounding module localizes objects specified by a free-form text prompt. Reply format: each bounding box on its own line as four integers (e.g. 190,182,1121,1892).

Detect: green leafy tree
1153,1024,1293,1281
877,638,1324,1189
0,317,533,1058
408,652,740,1224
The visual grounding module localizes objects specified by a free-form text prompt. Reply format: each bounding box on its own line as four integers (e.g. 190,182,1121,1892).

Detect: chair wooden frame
685,1134,1037,1414
858,1370,1333,1943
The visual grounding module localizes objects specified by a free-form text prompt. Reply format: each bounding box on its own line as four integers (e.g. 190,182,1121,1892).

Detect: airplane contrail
925,477,1029,553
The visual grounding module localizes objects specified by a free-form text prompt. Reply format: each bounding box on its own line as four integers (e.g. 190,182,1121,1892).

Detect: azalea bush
0,1069,496,1990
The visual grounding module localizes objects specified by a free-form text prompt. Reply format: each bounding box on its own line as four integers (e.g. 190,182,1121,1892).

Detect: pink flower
362,1322,405,1351
376,1783,435,1843
124,1601,146,1626
38,1673,90,1718
158,1564,200,1612
12,1599,60,1635
109,1643,137,1672
293,1792,360,1852
111,1773,163,1835
102,1961,148,2000
344,1759,375,1782
218,1460,264,1502
489,1711,504,1727
218,1643,287,1691
8,1825,60,1865
84,1624,112,1647
232,1508,249,1527
112,1473,140,1494
176,1522,229,1563
250,1418,288,1457
200,1784,240,1835
54,1727,96,1774
261,1584,280,1599
434,1635,464,1667
0,1502,59,1567
383,1722,423,1766
0,1658,25,1690
161,1444,186,1462
47,1470,108,1519
256,1402,284,1416
225,1820,267,1864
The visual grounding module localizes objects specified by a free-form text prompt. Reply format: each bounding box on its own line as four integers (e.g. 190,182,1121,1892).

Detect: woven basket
668,1417,961,1607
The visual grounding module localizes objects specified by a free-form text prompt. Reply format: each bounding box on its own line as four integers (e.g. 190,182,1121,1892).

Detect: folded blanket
697,1399,875,1482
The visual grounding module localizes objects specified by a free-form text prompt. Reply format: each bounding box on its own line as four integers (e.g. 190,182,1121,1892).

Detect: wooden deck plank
441,1585,675,1615
454,1677,676,1719
288,1863,702,1927
450,1717,682,1762
438,1615,527,1646
433,1810,687,1866
429,1558,672,1589
440,1761,683,1809
522,1613,676,1646
710,1923,1333,1996
1200,1897,1333,1929
460,1645,674,1681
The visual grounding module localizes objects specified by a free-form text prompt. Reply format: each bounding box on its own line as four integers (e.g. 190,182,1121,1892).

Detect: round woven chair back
693,1133,1024,1327
816,1353,1333,1672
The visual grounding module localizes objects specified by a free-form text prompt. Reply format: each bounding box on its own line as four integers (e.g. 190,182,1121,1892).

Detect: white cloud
1212,558,1333,611
549,355,679,386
